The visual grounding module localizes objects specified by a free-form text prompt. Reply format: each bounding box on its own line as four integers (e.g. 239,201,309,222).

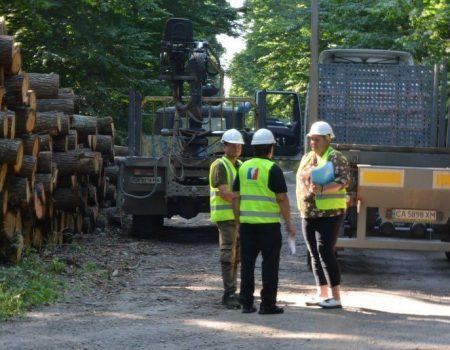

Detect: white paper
287,236,296,255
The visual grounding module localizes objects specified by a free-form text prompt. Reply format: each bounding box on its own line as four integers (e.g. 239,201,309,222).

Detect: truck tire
131,215,163,238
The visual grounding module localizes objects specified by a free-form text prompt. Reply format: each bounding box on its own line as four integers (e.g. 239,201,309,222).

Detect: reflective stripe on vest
311,146,346,210
238,158,280,224
209,157,240,222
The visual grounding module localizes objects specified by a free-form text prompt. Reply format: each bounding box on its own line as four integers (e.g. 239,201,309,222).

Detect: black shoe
258,304,284,315
242,304,257,313
222,293,241,310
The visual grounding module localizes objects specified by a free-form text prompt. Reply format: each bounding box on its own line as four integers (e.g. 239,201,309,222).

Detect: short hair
253,144,273,157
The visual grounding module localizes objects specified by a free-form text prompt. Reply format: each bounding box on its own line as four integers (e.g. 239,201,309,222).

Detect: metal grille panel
318,64,435,147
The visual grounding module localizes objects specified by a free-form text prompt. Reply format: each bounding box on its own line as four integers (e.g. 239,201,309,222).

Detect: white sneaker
305,295,326,306
319,298,342,309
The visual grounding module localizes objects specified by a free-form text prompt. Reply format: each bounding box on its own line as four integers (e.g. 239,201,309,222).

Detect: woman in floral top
296,121,351,309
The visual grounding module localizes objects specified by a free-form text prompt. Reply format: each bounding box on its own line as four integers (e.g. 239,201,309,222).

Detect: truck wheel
131,215,163,238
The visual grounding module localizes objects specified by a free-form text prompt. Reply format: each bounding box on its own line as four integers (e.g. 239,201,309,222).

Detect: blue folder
311,161,335,185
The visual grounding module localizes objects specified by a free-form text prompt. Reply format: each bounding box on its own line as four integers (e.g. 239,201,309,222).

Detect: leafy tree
0,0,238,141
229,0,449,100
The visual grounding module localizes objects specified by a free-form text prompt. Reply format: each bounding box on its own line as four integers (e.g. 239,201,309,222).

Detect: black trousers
239,223,282,307
301,215,344,287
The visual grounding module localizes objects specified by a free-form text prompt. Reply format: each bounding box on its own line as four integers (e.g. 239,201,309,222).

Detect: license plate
391,209,437,222
130,176,161,184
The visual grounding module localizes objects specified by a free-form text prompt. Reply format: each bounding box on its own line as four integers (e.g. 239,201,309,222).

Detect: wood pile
0,20,122,263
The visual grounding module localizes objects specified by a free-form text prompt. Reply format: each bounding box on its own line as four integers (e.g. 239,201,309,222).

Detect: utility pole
307,0,319,150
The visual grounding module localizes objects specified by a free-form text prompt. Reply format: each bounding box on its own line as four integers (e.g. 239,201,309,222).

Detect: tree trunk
71,114,98,145
92,134,114,155
38,134,53,152
7,111,15,139
35,173,54,196
53,187,82,211
4,73,28,106
52,149,102,176
36,98,74,114
18,155,37,182
58,87,80,114
35,111,61,135
33,182,46,219
97,116,115,136
0,163,7,192
0,189,8,215
0,110,8,138
59,113,70,135
0,35,21,75
27,89,36,110
53,135,68,152
6,175,30,208
67,129,78,150
27,73,60,99
14,106,36,134
19,133,40,156
37,151,52,173
104,165,119,184
114,145,128,156
0,138,23,166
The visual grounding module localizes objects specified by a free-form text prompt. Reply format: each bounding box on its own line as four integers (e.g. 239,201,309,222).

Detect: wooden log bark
35,173,54,196
36,98,74,114
38,134,53,152
1,189,8,215
0,86,5,109
0,138,23,166
35,111,61,135
14,106,36,134
0,110,8,138
104,165,119,184
56,173,77,188
6,175,30,208
18,155,37,183
52,149,102,176
59,113,70,135
114,145,128,156
19,134,40,156
67,129,78,150
7,111,15,139
37,151,52,173
1,211,17,239
33,182,46,219
58,87,80,114
27,90,36,110
53,135,68,152
0,163,7,192
28,73,60,99
92,134,114,155
71,114,98,144
0,35,21,75
53,187,82,211
4,73,28,106
97,116,115,136
32,225,43,249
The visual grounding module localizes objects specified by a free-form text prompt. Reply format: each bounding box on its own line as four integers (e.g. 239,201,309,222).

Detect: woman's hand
310,182,322,194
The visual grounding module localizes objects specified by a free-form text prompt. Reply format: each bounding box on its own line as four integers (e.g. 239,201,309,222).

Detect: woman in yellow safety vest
296,121,351,309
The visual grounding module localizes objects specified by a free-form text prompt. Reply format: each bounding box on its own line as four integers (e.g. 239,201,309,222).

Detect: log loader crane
116,18,302,237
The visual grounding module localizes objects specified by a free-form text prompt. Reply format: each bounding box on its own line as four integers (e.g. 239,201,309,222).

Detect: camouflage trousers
217,220,240,296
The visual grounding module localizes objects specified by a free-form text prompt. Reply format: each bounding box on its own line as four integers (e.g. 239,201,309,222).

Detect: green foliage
229,0,449,99
0,254,66,320
0,1,239,139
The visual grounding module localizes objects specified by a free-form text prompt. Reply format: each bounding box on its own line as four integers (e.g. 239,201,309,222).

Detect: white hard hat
251,128,276,145
307,121,335,138
221,129,245,144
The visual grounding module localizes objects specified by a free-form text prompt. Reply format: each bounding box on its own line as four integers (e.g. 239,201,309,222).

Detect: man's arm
232,192,240,225
218,184,235,202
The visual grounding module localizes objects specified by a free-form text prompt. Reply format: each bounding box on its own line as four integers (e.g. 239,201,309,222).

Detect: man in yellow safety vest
232,128,296,314
209,129,244,309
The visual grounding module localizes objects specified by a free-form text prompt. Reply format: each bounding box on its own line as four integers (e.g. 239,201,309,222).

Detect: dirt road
1,181,450,350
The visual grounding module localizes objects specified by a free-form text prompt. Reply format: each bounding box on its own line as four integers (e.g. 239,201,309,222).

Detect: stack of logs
0,20,126,263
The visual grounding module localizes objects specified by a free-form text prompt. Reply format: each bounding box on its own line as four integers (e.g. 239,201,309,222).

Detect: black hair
253,144,273,157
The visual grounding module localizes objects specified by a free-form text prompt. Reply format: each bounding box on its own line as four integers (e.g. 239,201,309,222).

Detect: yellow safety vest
238,158,280,224
299,146,347,210
209,157,241,222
